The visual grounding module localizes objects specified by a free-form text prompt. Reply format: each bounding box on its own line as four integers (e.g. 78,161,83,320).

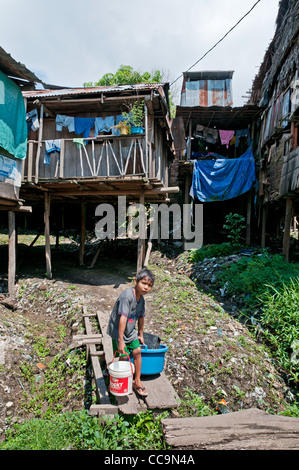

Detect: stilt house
171,70,263,244
249,0,299,259
21,82,176,276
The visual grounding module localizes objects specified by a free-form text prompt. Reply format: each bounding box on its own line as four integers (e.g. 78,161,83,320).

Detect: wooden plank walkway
162,408,299,450
74,306,179,417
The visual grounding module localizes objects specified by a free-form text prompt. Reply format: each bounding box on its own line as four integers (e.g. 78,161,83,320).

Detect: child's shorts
112,338,140,357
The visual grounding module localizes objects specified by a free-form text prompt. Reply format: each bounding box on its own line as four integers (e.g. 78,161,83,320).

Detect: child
107,268,155,397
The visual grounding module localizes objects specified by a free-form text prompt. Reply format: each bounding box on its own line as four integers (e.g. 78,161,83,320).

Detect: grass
0,410,169,450
259,278,299,384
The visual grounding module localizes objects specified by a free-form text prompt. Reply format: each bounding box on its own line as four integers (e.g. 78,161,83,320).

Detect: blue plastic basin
130,344,168,375
131,126,144,134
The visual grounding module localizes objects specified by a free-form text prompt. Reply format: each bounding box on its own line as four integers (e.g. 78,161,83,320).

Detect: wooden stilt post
79,200,86,266
8,211,16,299
44,192,52,279
283,197,293,260
137,190,146,273
246,190,252,246
261,204,267,249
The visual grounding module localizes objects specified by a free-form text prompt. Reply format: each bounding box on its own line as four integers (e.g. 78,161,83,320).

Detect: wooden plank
8,211,16,299
137,190,146,272
59,139,65,178
73,334,103,341
89,404,119,416
283,197,293,260
161,408,299,450
27,142,33,182
35,104,44,183
117,393,147,415
142,372,179,410
79,201,85,266
44,192,52,279
83,307,111,405
96,311,147,414
96,311,113,365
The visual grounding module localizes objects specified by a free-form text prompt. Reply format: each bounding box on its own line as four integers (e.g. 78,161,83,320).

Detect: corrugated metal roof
23,82,167,99
176,105,264,130
0,46,43,85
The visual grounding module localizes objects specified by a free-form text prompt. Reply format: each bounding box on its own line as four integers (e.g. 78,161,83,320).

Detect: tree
83,65,162,87
84,65,176,118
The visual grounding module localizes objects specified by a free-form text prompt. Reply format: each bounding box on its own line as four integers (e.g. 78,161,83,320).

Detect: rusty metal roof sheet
176,104,264,130
23,82,168,99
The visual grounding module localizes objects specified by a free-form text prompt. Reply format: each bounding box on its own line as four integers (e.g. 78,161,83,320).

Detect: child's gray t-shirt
107,287,145,343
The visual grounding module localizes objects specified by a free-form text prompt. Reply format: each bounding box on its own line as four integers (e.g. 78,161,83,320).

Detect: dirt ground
0,239,295,438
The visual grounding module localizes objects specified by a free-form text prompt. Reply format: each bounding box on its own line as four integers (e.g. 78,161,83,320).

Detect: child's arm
118,314,127,354
137,316,145,345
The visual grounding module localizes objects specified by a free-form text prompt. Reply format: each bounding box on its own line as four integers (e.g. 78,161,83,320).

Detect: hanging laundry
44,139,61,165
195,124,218,144
205,127,218,144
74,117,95,138
235,129,251,147
219,129,234,148
73,138,86,148
26,109,39,132
95,116,115,136
56,114,75,133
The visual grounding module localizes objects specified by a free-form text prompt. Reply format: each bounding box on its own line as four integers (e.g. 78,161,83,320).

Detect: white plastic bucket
108,352,135,397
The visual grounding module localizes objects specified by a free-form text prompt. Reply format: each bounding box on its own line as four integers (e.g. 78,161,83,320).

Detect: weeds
259,278,299,384
0,410,168,450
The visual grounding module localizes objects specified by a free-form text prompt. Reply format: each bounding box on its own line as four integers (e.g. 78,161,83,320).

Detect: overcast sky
0,0,279,106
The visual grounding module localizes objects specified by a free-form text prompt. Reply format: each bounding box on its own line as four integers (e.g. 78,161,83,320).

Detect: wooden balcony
20,132,172,204
23,134,151,182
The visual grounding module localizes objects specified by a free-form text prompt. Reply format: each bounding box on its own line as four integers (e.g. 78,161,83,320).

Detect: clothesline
26,109,131,138
194,123,251,149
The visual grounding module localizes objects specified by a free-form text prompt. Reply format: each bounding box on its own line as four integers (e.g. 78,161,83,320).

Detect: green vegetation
84,64,176,118
260,278,299,384
223,213,246,246
216,253,299,312
188,242,240,263
84,64,163,87
189,243,299,390
0,410,168,450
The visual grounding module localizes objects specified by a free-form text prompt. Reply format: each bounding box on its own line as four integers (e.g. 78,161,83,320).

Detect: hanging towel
219,129,234,148
56,114,75,133
74,117,95,138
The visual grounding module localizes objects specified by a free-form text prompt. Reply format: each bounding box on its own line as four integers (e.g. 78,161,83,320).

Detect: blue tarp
190,148,256,202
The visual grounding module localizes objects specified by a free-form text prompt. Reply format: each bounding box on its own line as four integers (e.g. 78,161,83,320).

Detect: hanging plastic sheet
0,70,27,159
190,147,256,202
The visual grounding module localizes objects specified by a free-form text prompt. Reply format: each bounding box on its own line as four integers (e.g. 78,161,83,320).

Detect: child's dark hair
136,268,155,285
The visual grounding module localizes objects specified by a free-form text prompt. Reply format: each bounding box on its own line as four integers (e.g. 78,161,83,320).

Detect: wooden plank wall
280,146,299,196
